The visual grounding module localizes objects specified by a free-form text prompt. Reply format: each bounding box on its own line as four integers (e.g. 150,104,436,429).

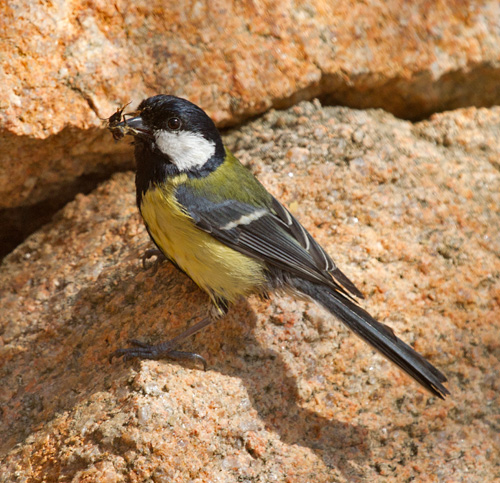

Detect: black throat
134,138,225,208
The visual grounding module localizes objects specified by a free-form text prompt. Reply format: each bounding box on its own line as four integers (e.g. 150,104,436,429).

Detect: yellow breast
140,179,267,309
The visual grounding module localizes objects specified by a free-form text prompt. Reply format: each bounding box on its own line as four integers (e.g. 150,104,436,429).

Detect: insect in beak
106,105,153,141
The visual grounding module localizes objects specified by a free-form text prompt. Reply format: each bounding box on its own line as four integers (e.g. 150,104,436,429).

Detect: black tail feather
292,278,449,399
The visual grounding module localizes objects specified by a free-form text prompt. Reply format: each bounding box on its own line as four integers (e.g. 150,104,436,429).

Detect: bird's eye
167,117,182,131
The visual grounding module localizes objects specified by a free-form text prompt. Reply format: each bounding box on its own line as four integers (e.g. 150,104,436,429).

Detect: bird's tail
291,278,450,399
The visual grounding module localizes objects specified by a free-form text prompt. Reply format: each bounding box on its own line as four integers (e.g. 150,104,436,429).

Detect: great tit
109,95,449,399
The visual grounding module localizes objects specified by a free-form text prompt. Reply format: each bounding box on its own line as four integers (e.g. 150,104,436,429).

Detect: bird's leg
110,316,216,370
141,248,167,272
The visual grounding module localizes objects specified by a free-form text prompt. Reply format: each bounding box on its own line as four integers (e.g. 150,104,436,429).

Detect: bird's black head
137,95,222,145
117,95,225,177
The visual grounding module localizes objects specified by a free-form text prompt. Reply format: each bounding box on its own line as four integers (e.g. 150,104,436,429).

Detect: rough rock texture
0,128,133,261
1,102,499,481
2,0,500,255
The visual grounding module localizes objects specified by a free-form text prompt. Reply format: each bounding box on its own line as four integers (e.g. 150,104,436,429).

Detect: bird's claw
141,249,167,273
110,338,207,370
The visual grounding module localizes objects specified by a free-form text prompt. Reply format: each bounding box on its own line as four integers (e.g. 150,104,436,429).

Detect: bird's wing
175,185,363,299
269,197,364,298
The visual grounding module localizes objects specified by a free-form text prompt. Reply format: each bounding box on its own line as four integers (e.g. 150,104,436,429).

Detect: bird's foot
141,248,167,273
110,338,207,370
111,317,214,370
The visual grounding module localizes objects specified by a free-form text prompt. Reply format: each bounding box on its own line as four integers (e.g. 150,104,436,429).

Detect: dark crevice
0,160,133,261
238,62,500,125
318,62,500,122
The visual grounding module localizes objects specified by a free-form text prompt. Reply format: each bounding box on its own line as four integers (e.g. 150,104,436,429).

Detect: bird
108,94,449,399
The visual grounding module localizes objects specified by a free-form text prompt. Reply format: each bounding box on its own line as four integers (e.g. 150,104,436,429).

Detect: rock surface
2,0,500,253
1,102,499,481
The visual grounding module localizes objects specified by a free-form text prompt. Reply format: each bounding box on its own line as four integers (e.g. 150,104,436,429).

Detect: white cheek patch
155,130,216,171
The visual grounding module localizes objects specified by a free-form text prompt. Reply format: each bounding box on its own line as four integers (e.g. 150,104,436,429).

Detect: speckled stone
0,102,499,481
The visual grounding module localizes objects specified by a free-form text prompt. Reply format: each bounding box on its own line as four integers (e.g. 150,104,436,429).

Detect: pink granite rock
0,102,498,481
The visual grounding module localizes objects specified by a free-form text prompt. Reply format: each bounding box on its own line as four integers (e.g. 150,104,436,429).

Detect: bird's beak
109,113,154,141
